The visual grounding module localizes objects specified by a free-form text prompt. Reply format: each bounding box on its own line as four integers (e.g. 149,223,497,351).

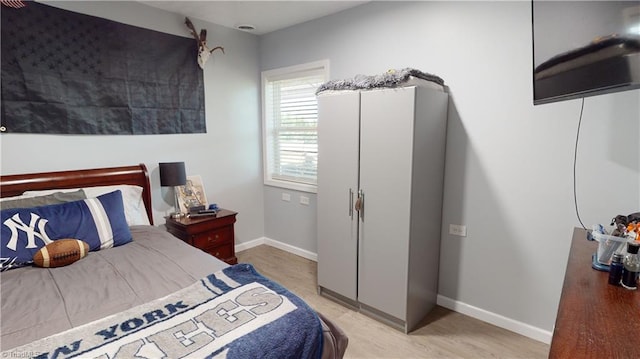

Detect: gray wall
0,1,265,244
260,1,640,336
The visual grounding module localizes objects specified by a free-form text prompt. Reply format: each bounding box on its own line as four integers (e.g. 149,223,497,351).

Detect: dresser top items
549,228,639,358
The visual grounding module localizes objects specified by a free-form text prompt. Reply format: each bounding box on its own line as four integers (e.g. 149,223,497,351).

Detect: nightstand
165,209,238,264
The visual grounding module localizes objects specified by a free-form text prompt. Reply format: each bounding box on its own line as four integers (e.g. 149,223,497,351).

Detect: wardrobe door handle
355,189,364,218
349,188,354,219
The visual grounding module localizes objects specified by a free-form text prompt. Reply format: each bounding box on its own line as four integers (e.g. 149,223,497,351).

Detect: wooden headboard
0,164,153,225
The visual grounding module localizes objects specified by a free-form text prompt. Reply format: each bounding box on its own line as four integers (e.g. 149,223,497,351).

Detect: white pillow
21,185,151,226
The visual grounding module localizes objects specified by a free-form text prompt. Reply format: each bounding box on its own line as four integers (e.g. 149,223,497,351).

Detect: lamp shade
159,162,187,187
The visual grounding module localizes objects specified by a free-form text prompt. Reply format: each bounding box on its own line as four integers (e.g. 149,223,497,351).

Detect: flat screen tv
532,1,640,105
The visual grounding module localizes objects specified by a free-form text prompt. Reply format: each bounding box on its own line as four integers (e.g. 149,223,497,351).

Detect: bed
0,164,348,359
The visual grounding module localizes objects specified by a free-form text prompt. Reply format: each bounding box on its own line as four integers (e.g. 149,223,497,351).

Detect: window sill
264,179,317,194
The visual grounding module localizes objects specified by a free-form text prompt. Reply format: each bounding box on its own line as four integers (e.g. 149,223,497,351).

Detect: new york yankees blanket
1,264,323,359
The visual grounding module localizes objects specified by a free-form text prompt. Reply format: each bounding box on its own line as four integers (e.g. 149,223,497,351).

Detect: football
33,239,89,268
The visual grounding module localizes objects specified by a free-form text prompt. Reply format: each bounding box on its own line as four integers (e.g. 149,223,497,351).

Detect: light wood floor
237,245,550,359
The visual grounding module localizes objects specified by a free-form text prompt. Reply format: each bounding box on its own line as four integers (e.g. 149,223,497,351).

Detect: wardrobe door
317,91,361,301
358,87,416,321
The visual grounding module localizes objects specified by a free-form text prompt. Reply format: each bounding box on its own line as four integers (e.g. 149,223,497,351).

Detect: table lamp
159,162,187,218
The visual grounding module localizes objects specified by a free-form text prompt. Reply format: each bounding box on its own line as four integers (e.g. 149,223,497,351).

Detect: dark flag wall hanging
0,2,206,135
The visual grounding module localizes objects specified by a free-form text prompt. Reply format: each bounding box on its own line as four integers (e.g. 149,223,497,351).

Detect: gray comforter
0,226,347,358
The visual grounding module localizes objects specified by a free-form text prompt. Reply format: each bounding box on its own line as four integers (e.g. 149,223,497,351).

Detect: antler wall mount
185,17,224,69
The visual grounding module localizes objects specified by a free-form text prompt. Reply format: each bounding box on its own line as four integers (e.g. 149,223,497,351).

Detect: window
262,60,329,193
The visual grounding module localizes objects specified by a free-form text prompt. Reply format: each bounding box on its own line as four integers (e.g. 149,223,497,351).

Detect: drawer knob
215,252,220,257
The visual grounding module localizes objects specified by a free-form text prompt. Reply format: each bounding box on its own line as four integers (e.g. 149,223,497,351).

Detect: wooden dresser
549,228,640,358
165,209,238,265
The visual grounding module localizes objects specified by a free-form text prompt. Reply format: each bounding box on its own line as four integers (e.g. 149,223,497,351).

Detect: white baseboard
263,238,318,261
436,295,552,344
235,237,266,253
235,237,318,262
236,239,550,344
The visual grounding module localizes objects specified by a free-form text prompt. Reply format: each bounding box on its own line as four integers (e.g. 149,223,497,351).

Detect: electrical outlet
281,193,291,202
300,196,310,205
449,224,467,237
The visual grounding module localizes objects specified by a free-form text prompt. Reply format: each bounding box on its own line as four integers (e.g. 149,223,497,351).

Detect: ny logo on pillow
4,211,52,250
0,190,132,271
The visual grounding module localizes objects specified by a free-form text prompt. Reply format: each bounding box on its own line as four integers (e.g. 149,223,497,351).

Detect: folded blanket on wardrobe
316,68,444,94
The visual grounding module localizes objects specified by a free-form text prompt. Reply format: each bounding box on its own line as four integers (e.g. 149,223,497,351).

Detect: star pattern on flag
3,5,103,76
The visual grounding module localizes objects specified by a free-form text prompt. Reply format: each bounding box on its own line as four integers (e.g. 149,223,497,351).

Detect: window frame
261,60,329,193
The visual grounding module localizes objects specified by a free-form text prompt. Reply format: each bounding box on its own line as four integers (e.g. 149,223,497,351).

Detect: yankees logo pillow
0,190,132,271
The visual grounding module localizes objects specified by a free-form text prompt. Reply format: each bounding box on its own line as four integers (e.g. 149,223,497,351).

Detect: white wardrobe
316,83,448,333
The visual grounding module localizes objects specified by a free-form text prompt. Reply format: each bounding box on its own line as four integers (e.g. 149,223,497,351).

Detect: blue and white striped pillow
0,190,132,271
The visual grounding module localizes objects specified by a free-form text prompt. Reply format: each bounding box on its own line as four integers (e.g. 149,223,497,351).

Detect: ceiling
140,1,368,35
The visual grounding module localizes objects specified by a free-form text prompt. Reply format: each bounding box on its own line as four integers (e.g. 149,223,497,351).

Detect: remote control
189,212,217,218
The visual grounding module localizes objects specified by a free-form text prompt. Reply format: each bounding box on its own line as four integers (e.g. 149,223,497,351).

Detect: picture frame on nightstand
177,175,208,213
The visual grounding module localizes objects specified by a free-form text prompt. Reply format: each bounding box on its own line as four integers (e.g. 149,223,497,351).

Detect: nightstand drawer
193,227,232,249
165,209,238,265
204,243,233,261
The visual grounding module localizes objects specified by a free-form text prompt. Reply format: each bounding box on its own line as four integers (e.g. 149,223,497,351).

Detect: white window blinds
262,62,327,191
